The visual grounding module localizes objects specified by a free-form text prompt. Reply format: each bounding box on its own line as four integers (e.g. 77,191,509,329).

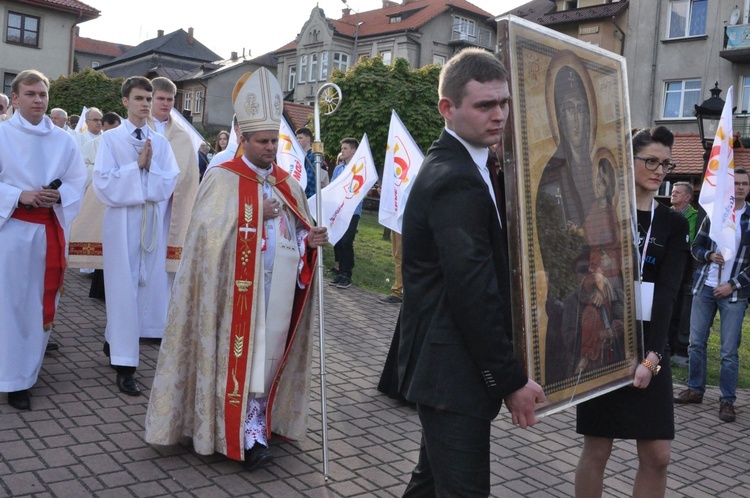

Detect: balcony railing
450,26,494,50
720,25,750,62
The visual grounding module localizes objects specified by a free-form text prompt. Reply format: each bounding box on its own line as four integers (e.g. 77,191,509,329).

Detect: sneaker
336,276,352,289
328,274,343,286
378,295,402,304
674,388,703,404
719,401,736,423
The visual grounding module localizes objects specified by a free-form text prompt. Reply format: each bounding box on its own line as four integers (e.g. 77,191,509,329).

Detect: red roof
331,0,494,39
283,102,313,130
14,0,99,20
670,131,750,177
75,35,133,57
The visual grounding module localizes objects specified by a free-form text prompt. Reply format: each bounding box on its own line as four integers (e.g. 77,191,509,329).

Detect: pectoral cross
239,224,257,239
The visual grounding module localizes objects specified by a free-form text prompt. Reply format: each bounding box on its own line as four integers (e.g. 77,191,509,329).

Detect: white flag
170,108,204,153
75,106,88,133
277,116,307,191
309,134,378,245
699,86,737,262
379,110,424,233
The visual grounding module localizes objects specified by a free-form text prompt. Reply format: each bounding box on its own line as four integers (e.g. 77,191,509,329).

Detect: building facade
1,0,98,94
276,0,496,105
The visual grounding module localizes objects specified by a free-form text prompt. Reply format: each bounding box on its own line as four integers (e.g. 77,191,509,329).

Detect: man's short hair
736,168,749,178
122,76,153,99
151,77,177,96
295,127,313,139
341,137,359,149
439,48,508,108
85,107,102,119
102,112,121,126
50,108,68,118
672,181,694,199
11,70,50,95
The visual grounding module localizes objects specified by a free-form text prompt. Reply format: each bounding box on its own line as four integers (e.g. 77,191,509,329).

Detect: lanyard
639,199,655,278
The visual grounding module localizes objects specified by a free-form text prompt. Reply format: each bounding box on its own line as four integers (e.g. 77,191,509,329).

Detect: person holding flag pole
675,86,750,424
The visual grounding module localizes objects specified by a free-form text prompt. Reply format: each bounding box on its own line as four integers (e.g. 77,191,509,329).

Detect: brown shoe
674,388,703,404
719,401,736,423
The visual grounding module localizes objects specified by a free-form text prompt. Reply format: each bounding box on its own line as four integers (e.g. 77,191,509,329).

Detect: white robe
93,122,179,366
81,134,102,188
0,112,86,391
74,129,100,151
205,142,238,173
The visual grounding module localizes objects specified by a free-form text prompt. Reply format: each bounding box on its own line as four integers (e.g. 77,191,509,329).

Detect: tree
48,68,126,117
321,56,442,168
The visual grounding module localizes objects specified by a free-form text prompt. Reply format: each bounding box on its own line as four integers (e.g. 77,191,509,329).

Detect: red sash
217,158,317,461
11,207,66,328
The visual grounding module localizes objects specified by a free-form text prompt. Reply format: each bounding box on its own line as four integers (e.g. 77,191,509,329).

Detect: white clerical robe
205,142,239,173
93,122,179,366
74,129,100,152
0,112,86,391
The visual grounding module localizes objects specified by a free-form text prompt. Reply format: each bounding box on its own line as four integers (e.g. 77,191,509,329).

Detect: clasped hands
137,138,153,171
18,184,60,208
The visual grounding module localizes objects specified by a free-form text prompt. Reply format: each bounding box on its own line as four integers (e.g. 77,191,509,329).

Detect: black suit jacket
398,130,528,420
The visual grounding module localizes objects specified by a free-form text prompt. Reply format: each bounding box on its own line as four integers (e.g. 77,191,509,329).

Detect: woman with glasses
575,126,690,498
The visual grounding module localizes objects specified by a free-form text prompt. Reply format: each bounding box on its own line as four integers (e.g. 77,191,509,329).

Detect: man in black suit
398,48,546,497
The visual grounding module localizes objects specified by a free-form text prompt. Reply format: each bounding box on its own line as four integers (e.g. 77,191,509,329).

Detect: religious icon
497,16,642,416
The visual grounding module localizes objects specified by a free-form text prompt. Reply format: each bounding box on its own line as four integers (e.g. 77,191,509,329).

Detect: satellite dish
730,6,741,25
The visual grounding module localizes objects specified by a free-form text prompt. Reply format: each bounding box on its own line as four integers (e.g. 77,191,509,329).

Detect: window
433,55,446,66
7,11,40,47
288,66,296,91
389,15,401,23
3,72,17,96
91,61,100,68
565,0,578,9
333,52,349,72
663,79,701,119
453,16,476,41
380,50,392,65
320,52,329,80
299,55,307,84
184,92,192,112
741,76,750,113
194,90,203,113
667,0,707,39
309,53,318,82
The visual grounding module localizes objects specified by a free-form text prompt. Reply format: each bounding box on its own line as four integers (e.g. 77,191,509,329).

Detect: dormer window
389,15,402,23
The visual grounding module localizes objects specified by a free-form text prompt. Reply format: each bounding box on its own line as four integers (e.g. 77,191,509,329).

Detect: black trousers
333,214,359,278
403,404,491,498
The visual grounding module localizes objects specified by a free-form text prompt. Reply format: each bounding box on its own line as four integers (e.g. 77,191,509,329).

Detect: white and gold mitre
232,67,283,133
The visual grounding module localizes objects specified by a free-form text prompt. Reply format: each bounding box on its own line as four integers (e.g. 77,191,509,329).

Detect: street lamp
694,81,726,152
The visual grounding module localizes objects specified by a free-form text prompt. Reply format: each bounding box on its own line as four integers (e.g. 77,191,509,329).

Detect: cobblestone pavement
1,269,749,497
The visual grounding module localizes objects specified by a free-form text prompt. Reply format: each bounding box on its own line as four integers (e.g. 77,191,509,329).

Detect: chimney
342,7,351,16
188,27,194,45
157,29,164,37
231,51,238,61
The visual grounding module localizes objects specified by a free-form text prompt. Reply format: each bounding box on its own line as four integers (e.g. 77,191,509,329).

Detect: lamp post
694,82,727,173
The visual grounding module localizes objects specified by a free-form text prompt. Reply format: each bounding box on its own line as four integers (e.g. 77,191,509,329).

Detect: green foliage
49,68,126,117
321,56,443,169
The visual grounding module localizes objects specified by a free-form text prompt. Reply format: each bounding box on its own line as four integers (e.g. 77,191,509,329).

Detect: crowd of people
1,46,746,497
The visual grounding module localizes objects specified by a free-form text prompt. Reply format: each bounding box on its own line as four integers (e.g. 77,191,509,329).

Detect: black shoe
329,274,343,286
8,390,30,410
336,276,352,289
103,341,110,357
45,341,59,352
116,373,141,396
378,295,402,304
244,443,273,471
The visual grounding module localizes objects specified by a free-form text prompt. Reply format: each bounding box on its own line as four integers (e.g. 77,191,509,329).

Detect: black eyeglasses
635,156,676,173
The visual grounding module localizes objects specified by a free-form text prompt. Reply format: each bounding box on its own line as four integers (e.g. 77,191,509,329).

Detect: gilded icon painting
497,16,643,416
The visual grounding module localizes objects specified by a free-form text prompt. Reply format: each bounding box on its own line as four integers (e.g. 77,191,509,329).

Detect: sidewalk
1,269,749,497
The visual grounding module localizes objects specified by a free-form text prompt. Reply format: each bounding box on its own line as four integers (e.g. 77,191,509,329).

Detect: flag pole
312,82,341,481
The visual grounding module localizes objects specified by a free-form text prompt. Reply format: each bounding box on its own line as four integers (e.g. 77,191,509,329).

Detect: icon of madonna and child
534,51,635,389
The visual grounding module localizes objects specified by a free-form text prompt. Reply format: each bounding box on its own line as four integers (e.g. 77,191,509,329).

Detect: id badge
636,281,654,321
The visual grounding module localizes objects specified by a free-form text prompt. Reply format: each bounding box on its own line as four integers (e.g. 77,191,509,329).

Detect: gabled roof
174,52,278,83
670,132,750,177
330,0,494,39
508,0,629,26
283,102,314,130
75,35,132,58
98,28,221,69
11,0,99,21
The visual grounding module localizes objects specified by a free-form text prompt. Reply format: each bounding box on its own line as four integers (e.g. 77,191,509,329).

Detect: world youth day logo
343,159,367,200
704,121,734,189
389,136,412,187
278,132,304,181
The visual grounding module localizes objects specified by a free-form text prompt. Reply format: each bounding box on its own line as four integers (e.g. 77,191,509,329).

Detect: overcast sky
77,0,529,60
